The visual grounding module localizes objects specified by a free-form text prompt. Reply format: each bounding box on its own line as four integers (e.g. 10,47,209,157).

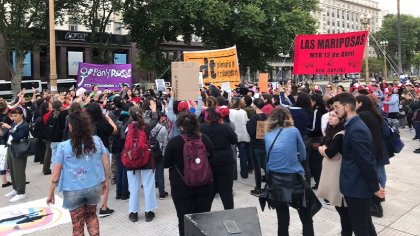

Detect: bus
0,80,42,100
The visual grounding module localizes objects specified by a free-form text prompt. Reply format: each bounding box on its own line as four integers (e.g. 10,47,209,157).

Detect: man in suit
333,92,385,235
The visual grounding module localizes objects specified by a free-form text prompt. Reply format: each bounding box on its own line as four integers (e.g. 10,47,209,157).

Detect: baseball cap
177,101,189,112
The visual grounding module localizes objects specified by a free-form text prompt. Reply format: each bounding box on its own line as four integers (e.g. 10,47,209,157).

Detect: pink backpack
175,134,213,187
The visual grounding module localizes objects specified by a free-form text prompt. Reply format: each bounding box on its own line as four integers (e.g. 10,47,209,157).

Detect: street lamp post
380,41,389,81
49,0,58,94
360,13,371,85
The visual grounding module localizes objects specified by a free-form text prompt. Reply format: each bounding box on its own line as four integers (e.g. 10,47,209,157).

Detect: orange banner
183,46,240,87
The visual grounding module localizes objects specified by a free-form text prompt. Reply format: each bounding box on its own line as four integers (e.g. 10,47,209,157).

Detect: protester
164,112,214,236
201,106,238,209
332,92,384,235
317,110,349,235
259,107,313,236
308,93,328,189
261,93,274,115
3,107,30,203
125,105,158,223
246,98,268,196
383,87,400,132
229,97,252,178
0,100,13,188
46,111,109,236
356,95,388,218
48,100,68,171
242,95,256,119
150,114,170,200
86,102,117,217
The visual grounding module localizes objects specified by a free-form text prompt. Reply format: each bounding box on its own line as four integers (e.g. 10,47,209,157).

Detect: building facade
0,12,203,84
313,0,382,56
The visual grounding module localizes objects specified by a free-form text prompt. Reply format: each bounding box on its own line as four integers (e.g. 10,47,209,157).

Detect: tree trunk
11,50,24,99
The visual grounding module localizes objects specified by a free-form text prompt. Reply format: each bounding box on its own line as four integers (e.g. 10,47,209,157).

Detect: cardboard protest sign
77,63,132,91
171,62,199,101
183,46,240,87
259,73,269,93
155,79,166,91
293,31,368,75
256,120,267,139
221,82,231,93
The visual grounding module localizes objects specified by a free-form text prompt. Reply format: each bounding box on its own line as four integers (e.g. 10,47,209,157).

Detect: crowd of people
1,77,418,235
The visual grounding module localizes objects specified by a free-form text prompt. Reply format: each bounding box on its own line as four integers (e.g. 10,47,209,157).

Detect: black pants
7,147,28,194
171,183,213,236
34,138,46,163
309,146,322,187
336,206,353,236
344,196,377,236
407,112,414,129
212,163,234,210
275,204,314,236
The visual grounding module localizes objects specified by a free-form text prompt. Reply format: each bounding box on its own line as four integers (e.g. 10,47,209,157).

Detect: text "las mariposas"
299,34,366,50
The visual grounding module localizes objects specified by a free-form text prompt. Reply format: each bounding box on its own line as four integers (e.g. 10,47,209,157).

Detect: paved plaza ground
1,127,420,235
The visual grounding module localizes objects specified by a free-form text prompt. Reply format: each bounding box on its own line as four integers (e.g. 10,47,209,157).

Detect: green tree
0,0,77,96
123,0,317,79
361,57,385,77
373,14,420,73
414,53,420,76
71,0,123,63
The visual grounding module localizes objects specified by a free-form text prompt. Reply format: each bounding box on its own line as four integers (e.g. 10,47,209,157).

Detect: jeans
344,196,377,236
237,142,252,178
275,203,314,236
377,164,387,188
63,184,102,211
252,147,267,190
113,153,129,198
127,169,158,213
155,160,165,195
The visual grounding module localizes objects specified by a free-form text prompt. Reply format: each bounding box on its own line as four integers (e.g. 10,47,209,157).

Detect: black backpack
150,126,163,163
45,113,63,142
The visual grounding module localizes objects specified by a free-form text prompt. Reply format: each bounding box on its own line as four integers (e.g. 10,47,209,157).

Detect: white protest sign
198,72,204,89
221,82,232,93
155,79,166,91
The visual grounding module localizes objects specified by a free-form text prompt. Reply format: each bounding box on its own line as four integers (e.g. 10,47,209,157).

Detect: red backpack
121,123,150,170
175,134,213,187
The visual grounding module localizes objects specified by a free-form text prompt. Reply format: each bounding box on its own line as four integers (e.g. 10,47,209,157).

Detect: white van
0,80,42,100
41,79,77,93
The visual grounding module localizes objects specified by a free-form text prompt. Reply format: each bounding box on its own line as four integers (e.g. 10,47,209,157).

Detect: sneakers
414,149,420,154
4,189,17,198
145,211,155,222
129,212,138,222
250,189,264,197
99,208,115,218
9,194,26,203
159,192,169,200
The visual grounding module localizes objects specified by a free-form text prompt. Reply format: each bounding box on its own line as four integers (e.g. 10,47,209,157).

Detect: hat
371,78,376,82
326,84,332,88
177,101,189,112
384,88,390,93
76,87,86,97
218,106,230,118
406,82,413,86
313,85,321,91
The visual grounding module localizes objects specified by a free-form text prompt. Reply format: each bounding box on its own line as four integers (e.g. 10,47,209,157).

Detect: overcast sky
379,0,420,17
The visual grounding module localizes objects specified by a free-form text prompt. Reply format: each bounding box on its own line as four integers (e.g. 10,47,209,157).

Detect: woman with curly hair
46,111,110,236
164,112,214,236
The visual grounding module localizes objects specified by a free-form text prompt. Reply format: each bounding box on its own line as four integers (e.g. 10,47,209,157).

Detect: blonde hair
266,107,294,131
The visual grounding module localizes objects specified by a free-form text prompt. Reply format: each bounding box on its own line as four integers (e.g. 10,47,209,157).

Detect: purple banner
76,63,132,91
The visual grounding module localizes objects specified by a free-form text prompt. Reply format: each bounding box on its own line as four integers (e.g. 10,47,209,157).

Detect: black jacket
358,110,385,161
200,123,237,166
341,116,379,198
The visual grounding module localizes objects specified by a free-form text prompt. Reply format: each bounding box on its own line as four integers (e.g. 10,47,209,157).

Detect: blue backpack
382,120,404,154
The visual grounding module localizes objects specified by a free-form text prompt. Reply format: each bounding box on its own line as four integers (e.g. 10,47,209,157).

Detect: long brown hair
68,111,97,158
129,106,145,129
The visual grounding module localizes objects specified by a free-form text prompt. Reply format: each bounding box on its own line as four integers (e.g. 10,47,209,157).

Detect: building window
69,18,78,32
